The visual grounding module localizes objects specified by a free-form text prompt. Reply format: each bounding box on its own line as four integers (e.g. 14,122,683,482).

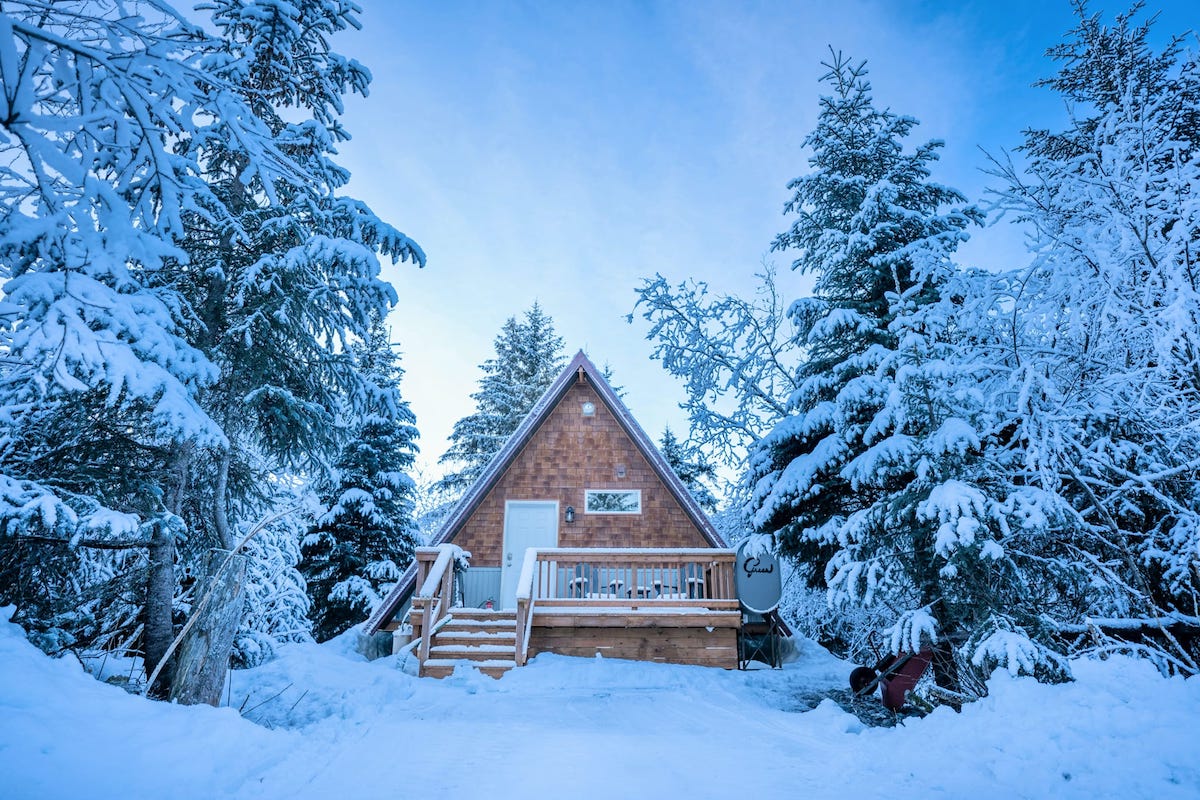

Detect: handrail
413,544,468,667
532,547,736,558
416,546,457,598
521,547,737,605
514,547,539,666
530,598,740,610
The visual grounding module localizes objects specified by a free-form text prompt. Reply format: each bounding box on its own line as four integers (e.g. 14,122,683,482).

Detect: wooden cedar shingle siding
454,380,711,567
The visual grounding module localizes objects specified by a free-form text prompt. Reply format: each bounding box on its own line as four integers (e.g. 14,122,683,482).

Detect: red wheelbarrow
849,634,933,711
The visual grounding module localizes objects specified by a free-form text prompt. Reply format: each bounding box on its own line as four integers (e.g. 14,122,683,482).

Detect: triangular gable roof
365,350,724,634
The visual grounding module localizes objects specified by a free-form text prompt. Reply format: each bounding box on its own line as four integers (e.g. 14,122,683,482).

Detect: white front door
499,501,559,609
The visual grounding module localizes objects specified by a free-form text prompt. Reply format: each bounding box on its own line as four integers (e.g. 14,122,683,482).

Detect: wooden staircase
420,608,518,679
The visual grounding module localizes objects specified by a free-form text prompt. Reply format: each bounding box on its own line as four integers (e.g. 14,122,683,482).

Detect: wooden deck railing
513,547,738,665
514,548,539,666
410,545,466,665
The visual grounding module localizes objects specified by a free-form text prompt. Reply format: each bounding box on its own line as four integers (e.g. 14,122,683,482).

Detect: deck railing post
514,547,540,666
419,597,434,664
441,560,454,609
515,595,527,666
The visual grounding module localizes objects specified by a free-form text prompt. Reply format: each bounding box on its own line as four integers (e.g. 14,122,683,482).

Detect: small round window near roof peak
581,401,596,417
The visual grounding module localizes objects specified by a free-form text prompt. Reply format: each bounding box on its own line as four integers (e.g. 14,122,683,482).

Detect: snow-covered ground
1,607,1197,800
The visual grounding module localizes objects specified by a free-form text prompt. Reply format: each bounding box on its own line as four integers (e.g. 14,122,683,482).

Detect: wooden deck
527,608,739,667
403,546,742,677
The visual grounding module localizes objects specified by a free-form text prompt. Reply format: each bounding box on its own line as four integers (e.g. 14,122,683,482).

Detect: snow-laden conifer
659,427,720,513
0,2,247,447
438,303,565,492
302,318,420,641
747,52,999,689
0,0,283,669
236,513,313,666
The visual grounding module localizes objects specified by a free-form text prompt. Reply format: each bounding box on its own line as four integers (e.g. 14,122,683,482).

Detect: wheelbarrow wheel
849,666,879,696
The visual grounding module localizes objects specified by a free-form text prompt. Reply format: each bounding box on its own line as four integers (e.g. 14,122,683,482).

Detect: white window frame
584,489,642,515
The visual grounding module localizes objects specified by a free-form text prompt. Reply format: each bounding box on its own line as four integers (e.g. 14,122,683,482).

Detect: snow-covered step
444,609,515,620
440,617,516,630
438,626,516,638
421,658,516,679
446,609,511,623
434,630,516,648
416,609,520,679
429,644,516,660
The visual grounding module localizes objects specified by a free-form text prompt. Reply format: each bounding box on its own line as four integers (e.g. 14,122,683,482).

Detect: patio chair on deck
594,567,625,598
651,568,681,598
568,564,591,598
629,568,657,599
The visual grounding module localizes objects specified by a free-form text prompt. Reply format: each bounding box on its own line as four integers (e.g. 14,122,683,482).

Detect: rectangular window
584,489,642,514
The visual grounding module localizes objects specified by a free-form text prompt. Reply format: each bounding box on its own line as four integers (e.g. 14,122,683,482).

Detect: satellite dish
734,538,782,614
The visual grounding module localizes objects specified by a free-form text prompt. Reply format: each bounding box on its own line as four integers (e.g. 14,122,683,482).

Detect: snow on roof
365,350,726,634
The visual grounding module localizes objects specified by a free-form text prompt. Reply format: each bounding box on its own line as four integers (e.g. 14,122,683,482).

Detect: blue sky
331,1,1196,475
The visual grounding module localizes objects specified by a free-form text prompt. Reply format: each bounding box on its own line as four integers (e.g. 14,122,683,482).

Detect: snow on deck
430,644,515,653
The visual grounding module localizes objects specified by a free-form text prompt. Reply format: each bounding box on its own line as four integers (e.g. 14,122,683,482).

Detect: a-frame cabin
364,351,741,677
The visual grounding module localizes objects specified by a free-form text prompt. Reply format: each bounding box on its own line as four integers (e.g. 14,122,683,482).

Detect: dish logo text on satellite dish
742,556,775,576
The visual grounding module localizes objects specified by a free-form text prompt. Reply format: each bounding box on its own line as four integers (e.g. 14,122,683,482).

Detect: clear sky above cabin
333,0,1196,475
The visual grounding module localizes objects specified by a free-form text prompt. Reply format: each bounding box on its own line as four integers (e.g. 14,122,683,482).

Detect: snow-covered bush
966,616,1071,684
236,517,313,668
779,584,891,664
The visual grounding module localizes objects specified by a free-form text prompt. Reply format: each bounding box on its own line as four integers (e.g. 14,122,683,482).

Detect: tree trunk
167,442,192,515
144,444,192,697
923,592,963,694
143,519,176,698
213,449,234,550
169,549,248,706
930,635,962,694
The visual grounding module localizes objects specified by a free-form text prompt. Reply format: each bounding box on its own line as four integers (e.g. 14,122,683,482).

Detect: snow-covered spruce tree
181,0,422,519
982,3,1200,674
168,0,424,662
599,361,627,400
747,52,1008,690
0,0,290,672
659,427,720,513
438,303,565,492
302,317,420,641
0,392,178,655
236,512,313,666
